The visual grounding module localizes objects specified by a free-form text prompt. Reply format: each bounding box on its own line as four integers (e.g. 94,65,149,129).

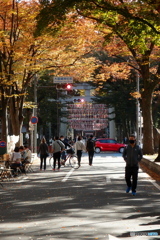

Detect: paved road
0,152,160,240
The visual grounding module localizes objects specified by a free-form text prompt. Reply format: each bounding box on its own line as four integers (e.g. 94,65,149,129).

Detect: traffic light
73,99,85,103
66,84,72,90
56,83,73,90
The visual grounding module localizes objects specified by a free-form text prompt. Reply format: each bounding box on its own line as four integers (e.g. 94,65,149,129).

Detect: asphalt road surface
0,152,160,240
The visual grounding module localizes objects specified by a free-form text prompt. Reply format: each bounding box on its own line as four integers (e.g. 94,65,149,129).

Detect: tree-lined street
0,153,160,240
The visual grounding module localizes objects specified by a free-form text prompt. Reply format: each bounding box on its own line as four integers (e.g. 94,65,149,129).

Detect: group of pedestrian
38,133,142,196
38,135,96,171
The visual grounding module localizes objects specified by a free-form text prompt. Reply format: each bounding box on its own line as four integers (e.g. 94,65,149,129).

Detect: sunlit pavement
0,152,160,240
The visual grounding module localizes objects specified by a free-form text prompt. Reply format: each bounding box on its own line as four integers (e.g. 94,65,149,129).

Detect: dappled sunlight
14,196,75,207
0,154,159,239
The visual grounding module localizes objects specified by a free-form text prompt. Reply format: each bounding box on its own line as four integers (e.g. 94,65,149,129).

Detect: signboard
67,103,108,131
30,116,38,124
0,141,6,148
53,76,73,83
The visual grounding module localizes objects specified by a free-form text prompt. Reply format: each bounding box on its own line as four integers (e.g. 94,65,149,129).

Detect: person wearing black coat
38,137,49,171
122,134,143,196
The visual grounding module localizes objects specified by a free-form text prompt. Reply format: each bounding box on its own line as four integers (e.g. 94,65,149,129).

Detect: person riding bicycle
59,136,72,163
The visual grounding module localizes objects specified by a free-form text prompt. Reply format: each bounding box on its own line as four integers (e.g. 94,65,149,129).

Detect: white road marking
62,168,75,182
108,234,119,239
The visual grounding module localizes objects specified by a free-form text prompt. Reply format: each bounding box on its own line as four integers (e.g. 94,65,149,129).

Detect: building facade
59,82,116,139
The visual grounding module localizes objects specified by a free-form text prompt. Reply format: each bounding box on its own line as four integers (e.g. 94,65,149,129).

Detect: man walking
52,136,65,171
86,135,95,166
74,136,86,167
122,134,143,196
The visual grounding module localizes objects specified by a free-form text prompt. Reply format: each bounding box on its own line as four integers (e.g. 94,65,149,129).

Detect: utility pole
136,73,140,145
33,74,38,153
57,89,60,136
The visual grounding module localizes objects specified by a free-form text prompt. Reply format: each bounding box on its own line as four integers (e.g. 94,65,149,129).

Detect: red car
95,138,126,153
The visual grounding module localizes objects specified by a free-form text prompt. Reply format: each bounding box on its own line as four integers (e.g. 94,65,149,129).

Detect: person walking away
52,136,65,171
38,137,49,171
74,136,86,167
122,134,143,196
86,135,95,166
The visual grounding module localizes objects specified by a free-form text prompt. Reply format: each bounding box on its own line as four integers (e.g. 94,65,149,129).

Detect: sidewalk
32,153,160,176
142,154,160,176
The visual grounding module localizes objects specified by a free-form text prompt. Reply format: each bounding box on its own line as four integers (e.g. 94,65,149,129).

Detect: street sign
30,116,38,124
53,76,73,83
0,141,6,148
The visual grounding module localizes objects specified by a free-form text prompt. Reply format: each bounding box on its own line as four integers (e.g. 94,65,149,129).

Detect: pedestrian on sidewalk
52,136,65,171
38,137,49,171
74,136,86,167
122,134,143,196
86,135,95,166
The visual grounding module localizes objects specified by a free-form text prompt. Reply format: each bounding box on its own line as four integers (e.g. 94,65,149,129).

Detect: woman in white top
74,136,86,167
10,146,22,172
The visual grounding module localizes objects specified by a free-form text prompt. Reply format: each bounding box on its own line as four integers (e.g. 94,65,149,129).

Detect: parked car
95,138,126,153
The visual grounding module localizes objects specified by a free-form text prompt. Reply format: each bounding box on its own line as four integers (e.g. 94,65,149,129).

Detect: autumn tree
93,78,137,140
0,0,100,145
37,0,160,154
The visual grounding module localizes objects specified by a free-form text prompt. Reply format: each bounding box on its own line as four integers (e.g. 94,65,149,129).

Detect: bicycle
49,148,79,169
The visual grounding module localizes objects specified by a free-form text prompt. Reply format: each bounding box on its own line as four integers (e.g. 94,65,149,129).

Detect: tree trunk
154,128,160,162
8,96,24,146
1,103,8,143
0,88,8,143
141,89,154,154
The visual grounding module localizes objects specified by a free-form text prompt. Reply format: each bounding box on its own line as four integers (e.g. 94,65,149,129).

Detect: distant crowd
38,135,95,171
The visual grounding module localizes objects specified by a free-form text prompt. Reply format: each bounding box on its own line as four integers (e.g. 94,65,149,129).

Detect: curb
141,158,160,176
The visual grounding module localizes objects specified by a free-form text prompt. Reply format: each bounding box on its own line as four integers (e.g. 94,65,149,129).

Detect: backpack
86,139,94,151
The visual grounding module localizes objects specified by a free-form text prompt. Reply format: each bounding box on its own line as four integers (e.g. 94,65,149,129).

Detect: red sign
30,116,38,124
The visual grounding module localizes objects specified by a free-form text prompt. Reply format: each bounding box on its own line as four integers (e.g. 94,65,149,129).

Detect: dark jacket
38,143,48,156
60,139,71,149
123,144,143,167
86,138,95,152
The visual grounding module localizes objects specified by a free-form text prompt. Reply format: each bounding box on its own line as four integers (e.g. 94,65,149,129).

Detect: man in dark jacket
122,134,143,196
86,135,95,166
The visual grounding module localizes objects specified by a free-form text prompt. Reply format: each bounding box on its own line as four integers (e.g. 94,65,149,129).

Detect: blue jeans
61,151,66,161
